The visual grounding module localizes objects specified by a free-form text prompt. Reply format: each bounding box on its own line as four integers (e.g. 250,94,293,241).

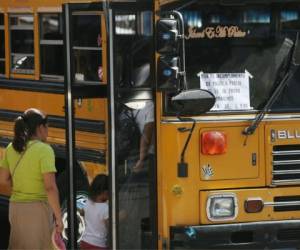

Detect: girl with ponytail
0,108,63,249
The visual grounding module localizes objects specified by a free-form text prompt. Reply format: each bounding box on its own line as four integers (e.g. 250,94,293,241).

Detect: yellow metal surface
157,110,300,245
158,0,177,6
0,121,14,139
199,126,259,181
0,120,107,151
171,184,183,196
157,117,300,245
0,89,107,121
10,74,35,80
157,122,263,229
81,161,107,184
200,187,300,224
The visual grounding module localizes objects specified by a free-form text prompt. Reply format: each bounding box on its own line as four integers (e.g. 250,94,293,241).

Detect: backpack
116,105,141,162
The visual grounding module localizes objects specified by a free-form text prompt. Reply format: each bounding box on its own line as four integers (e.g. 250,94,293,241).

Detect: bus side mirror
171,89,216,115
157,18,181,91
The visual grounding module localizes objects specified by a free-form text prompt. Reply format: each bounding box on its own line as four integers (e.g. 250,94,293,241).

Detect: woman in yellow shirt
0,108,63,249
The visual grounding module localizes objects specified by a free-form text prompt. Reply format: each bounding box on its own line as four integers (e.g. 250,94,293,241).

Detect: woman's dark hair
89,174,109,202
12,108,47,153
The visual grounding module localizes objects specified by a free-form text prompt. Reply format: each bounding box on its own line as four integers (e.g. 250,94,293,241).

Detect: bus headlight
206,193,238,221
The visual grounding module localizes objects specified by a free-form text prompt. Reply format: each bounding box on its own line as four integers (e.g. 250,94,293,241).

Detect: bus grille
272,145,300,186
273,196,300,212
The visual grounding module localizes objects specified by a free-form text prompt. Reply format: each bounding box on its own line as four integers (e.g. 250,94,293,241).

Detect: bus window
161,4,300,114
10,14,34,74
243,10,270,23
115,12,152,36
140,11,153,36
115,14,136,35
40,13,64,81
281,10,300,30
116,12,152,88
0,13,4,75
72,13,102,83
271,9,300,110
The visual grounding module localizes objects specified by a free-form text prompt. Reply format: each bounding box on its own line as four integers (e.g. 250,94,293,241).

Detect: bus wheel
61,192,88,243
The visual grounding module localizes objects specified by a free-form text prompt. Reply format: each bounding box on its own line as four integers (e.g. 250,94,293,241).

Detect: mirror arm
177,116,196,163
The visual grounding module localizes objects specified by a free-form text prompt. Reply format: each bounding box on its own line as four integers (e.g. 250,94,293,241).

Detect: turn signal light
244,199,264,213
201,131,227,155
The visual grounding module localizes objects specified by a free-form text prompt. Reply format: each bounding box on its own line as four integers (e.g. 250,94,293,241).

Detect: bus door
63,2,107,249
107,2,157,249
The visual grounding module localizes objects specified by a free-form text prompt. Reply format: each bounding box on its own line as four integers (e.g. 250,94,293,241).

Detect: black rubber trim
53,144,106,164
67,2,103,12
0,78,108,98
0,137,105,164
72,84,108,98
170,220,300,249
0,109,105,134
159,0,300,11
0,137,9,148
0,78,64,94
116,88,153,104
109,1,152,10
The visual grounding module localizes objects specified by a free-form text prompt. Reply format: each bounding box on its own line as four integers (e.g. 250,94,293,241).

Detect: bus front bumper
170,220,300,249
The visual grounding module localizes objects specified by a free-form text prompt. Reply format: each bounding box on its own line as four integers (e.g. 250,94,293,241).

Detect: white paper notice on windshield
197,71,253,111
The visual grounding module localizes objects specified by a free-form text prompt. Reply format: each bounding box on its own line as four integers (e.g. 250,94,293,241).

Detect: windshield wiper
243,36,299,136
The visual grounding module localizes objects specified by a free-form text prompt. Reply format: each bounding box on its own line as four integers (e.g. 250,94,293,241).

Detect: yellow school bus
156,0,300,249
1,0,300,249
0,0,108,246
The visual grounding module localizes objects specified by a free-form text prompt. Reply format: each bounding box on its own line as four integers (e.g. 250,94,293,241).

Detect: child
80,174,109,250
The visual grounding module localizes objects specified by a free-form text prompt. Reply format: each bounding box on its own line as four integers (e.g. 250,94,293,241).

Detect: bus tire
56,168,89,243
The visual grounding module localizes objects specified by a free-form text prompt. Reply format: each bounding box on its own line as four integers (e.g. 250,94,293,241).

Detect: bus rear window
10,14,34,74
72,12,103,83
40,13,64,81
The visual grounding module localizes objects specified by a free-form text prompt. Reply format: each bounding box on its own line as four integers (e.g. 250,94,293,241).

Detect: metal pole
64,4,77,249
108,8,117,250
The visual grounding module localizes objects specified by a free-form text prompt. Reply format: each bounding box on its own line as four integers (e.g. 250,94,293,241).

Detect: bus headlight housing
207,194,238,221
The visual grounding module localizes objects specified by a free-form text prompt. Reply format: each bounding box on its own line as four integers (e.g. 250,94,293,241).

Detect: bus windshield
179,2,300,112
